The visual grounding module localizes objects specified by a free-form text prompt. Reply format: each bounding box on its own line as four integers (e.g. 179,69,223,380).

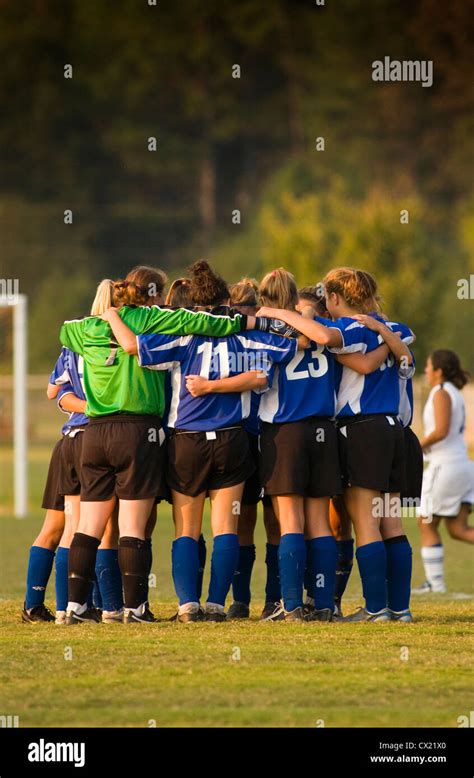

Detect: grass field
1,448,473,728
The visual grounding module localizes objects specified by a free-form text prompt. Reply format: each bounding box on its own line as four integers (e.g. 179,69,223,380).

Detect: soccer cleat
226,602,250,620
262,601,305,622
412,580,446,595
305,607,333,622
342,606,391,623
65,607,101,625
174,603,202,623
260,601,279,620
390,609,414,622
101,609,124,624
303,600,315,617
55,610,66,625
123,603,157,623
22,603,55,623
203,604,227,622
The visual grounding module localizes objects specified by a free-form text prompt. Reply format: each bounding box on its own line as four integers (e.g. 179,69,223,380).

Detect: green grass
1,449,473,728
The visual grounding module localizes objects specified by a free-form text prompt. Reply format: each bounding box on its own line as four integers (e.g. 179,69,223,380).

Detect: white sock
67,602,87,615
126,602,147,616
421,545,446,592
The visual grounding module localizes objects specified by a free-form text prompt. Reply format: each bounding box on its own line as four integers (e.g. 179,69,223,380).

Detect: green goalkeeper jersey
60,305,244,417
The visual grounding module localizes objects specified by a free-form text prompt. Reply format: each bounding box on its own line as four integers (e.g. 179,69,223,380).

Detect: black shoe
227,602,250,620
177,608,203,623
65,607,101,625
262,601,305,622
260,601,279,620
302,601,315,617
204,608,227,622
123,604,157,623
305,607,333,622
22,603,55,623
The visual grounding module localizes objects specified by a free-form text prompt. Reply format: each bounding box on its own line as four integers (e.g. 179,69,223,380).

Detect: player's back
423,381,469,463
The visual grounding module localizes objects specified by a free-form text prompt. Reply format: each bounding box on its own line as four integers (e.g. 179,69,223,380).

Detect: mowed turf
0,449,473,728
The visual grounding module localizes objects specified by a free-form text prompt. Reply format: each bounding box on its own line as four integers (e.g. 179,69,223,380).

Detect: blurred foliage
0,0,472,372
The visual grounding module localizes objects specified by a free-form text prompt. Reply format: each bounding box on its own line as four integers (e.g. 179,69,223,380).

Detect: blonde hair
323,267,381,313
113,265,168,308
259,268,298,311
230,278,258,308
90,279,114,316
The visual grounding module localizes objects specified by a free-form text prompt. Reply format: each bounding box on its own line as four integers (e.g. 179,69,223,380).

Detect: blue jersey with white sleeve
259,336,337,423
329,316,415,418
137,330,297,431
398,352,415,427
49,347,89,433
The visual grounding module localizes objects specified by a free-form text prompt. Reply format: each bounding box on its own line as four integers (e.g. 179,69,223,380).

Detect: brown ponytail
113,265,167,308
188,260,230,307
230,278,259,308
431,349,470,389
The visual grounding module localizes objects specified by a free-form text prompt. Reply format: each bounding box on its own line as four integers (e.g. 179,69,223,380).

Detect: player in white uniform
414,349,474,594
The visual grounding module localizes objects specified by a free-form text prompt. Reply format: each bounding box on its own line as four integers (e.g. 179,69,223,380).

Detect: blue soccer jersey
259,339,337,423
243,391,262,437
137,330,298,431
49,347,89,433
329,316,415,418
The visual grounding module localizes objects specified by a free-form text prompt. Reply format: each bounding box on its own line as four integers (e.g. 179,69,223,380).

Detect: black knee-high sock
68,533,101,607
119,537,149,609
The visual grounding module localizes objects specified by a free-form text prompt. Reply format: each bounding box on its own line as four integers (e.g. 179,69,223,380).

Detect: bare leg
32,509,65,550
445,504,474,544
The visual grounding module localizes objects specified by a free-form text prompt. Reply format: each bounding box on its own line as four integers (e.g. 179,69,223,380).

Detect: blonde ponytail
90,279,114,316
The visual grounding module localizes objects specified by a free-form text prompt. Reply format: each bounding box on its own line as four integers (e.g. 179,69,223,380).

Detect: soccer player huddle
21,261,473,626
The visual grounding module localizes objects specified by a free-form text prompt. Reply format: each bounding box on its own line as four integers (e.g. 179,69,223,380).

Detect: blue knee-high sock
304,540,313,598
197,534,207,600
95,549,123,612
309,536,338,611
232,544,256,605
25,546,55,609
278,533,306,612
55,547,69,612
172,537,199,606
356,541,387,614
385,535,412,612
265,543,280,603
207,534,240,607
334,539,354,605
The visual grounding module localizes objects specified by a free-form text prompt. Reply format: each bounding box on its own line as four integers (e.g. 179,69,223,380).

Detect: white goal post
0,293,28,517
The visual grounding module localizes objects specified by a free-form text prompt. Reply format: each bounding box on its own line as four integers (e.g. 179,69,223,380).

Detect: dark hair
165,278,191,307
188,260,230,307
113,265,167,307
298,284,327,316
430,349,470,389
